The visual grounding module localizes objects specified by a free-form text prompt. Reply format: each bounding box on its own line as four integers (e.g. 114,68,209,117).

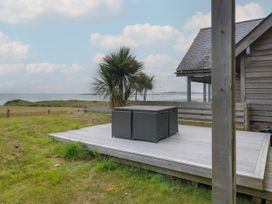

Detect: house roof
176,16,271,75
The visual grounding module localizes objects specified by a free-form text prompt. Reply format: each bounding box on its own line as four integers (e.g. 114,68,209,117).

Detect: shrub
95,158,117,172
56,142,87,160
92,149,101,158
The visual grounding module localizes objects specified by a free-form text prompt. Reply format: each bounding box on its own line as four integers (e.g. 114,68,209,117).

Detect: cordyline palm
94,47,143,107
142,74,154,101
135,72,154,101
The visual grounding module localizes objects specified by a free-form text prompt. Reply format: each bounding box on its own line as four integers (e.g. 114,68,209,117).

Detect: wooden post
187,77,191,102
208,84,211,102
6,109,10,118
48,110,51,115
244,103,250,131
240,55,246,103
203,83,207,102
212,0,236,203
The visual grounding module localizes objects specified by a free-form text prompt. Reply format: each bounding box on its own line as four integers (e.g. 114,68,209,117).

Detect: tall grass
56,142,87,160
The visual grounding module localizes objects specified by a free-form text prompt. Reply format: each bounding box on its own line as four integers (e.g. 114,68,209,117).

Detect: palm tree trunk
118,80,124,106
122,79,126,106
135,91,137,102
110,95,114,108
144,89,147,101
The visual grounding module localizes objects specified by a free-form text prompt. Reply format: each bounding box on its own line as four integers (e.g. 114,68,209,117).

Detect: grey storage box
132,110,169,142
112,110,132,139
112,105,178,143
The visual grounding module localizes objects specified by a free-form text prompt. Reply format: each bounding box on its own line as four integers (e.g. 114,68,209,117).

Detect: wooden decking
51,124,272,199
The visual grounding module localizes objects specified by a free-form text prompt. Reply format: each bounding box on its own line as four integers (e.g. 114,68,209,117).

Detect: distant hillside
4,99,108,107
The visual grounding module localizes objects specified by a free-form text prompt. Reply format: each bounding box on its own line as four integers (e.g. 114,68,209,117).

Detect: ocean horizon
0,92,203,105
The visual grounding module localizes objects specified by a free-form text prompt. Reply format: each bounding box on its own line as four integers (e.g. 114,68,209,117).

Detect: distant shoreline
80,91,202,96
0,93,203,105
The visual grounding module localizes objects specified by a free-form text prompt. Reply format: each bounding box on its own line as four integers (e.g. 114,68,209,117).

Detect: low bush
95,158,117,172
56,142,87,160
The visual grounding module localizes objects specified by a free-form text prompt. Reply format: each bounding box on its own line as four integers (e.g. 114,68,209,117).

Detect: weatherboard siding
236,76,241,102
245,27,272,124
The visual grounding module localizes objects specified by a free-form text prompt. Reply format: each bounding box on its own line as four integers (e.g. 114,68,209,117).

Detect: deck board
51,124,270,190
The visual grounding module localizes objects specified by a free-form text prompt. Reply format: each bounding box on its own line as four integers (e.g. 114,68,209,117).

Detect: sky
0,0,271,94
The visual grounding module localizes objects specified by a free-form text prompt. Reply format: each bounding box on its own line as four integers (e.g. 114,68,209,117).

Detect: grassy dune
4,99,108,107
0,109,251,203
0,106,82,118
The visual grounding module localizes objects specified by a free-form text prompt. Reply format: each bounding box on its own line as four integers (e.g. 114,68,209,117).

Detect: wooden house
176,13,272,129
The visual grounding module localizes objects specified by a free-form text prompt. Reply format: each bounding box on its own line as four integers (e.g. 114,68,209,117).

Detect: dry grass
0,106,81,118
0,109,252,204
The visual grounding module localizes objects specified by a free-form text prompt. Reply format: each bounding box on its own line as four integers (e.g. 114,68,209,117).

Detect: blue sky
0,0,271,93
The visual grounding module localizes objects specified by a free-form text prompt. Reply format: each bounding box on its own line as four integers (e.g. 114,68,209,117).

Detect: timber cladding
244,27,272,126
236,76,241,102
176,14,272,129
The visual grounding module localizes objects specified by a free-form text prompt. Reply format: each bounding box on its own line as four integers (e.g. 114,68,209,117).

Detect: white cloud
175,3,266,51
183,3,266,35
0,32,30,62
25,62,81,75
0,64,24,75
142,54,182,92
236,3,266,22
89,3,266,52
0,0,124,23
183,12,211,35
92,53,105,64
0,81,16,89
61,63,81,76
0,62,81,75
143,54,179,75
90,24,181,49
26,63,56,74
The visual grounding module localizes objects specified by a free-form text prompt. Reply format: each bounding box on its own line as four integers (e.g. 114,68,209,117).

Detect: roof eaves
199,17,265,31
236,13,272,56
176,68,211,76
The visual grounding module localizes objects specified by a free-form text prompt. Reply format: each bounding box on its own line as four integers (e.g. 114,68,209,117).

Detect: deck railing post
203,83,207,102
187,77,192,102
212,0,236,203
208,84,211,102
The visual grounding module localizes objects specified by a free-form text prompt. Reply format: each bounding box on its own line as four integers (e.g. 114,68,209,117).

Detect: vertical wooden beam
208,84,211,102
244,103,250,131
187,77,191,102
212,0,236,203
240,55,246,103
203,83,207,102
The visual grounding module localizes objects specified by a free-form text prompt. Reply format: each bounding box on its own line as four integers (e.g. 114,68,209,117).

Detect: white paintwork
51,124,270,190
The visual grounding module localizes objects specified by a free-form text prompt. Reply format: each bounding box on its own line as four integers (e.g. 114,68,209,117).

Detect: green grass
0,106,82,118
4,99,108,107
55,142,87,160
0,111,252,204
95,158,118,172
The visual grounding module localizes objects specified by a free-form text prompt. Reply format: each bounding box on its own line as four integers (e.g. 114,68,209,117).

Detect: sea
0,92,203,105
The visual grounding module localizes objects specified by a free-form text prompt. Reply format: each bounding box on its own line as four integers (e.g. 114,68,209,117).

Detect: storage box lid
114,105,177,112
